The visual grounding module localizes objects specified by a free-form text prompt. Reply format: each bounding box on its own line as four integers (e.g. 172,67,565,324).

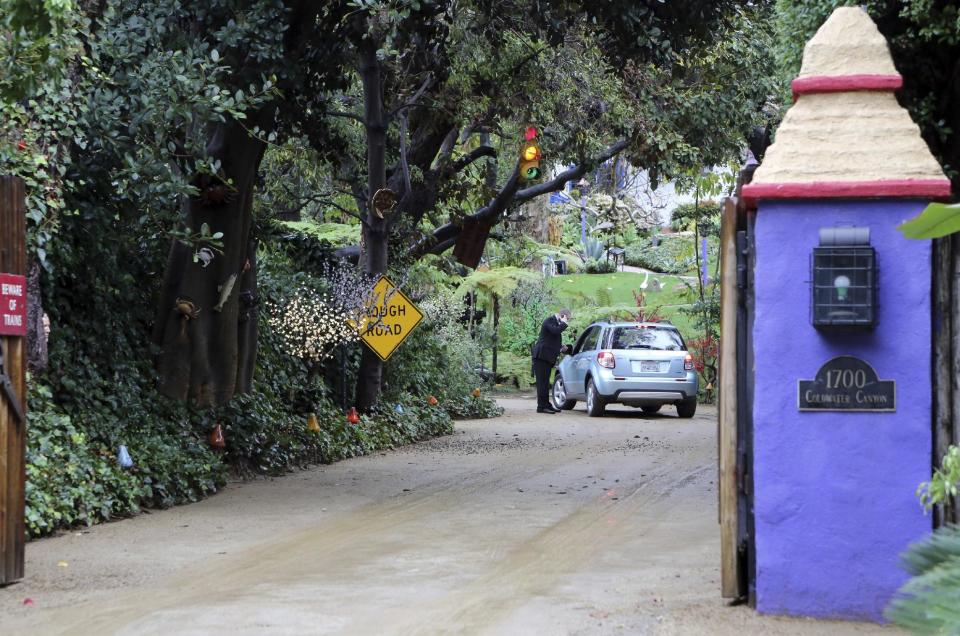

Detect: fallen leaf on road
22,598,34,606
57,561,68,568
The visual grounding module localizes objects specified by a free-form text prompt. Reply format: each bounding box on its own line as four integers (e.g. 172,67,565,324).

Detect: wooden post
948,233,960,524
932,237,954,526
718,197,740,597
0,175,27,585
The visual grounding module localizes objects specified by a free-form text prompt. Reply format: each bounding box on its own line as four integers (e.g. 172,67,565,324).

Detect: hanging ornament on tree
117,445,133,468
346,407,360,425
209,423,226,450
307,413,321,433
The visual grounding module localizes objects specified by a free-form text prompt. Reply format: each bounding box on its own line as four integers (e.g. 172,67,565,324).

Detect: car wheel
640,405,661,414
676,397,697,418
551,375,577,410
585,378,606,417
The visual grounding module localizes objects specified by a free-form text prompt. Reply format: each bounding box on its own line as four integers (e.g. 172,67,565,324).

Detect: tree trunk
524,194,550,244
492,294,500,381
25,261,47,372
356,38,388,412
153,115,269,406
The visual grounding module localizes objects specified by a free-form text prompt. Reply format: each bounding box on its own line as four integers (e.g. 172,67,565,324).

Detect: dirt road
1,397,893,635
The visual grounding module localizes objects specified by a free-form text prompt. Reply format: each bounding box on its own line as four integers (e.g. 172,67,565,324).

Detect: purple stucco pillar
739,6,952,621
751,200,932,620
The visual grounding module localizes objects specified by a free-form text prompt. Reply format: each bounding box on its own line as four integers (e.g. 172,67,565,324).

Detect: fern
886,525,960,634
595,287,613,307
456,267,539,302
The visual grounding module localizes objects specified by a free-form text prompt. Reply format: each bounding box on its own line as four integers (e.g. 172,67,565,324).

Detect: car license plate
635,360,660,373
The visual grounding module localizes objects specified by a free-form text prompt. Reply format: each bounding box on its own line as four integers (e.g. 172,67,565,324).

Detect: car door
569,326,600,396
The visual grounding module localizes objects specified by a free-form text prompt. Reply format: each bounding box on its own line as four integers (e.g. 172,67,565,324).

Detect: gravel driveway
0,396,894,635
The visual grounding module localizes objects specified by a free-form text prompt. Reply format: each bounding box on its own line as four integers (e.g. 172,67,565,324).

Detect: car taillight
598,351,616,369
684,354,694,371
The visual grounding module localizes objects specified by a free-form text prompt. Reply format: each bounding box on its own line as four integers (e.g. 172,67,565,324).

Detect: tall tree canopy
5,0,776,409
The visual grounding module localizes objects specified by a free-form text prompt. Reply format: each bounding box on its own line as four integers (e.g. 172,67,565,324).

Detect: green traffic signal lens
525,166,541,180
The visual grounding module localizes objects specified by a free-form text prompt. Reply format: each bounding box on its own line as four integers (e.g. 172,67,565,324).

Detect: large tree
23,0,773,409
302,0,776,409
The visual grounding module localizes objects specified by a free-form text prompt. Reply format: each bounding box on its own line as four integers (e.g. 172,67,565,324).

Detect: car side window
572,329,590,355
579,327,600,353
572,327,595,354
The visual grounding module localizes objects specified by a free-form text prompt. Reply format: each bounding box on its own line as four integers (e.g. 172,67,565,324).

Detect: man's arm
542,316,566,336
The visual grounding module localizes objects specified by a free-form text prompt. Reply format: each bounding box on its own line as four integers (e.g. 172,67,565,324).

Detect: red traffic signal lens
524,126,538,141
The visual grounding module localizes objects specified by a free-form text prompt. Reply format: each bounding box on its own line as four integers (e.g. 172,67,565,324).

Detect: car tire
640,405,662,414
585,378,606,417
676,397,697,418
551,375,577,411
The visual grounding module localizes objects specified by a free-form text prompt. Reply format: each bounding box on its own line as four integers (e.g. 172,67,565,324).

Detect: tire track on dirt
349,463,714,635
9,418,685,635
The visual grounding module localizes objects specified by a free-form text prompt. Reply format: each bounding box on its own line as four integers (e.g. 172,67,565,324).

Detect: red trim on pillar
791,74,903,101
742,179,952,207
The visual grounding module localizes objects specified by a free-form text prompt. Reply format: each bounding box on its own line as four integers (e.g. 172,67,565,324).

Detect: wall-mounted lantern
811,226,877,328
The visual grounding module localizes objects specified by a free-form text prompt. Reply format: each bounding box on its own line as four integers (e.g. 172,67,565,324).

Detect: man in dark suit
531,309,571,413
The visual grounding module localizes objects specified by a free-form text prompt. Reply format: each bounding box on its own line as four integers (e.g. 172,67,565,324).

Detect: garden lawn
547,272,689,306
546,272,696,335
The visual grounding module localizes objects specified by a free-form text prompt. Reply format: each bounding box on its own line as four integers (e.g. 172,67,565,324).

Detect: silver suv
550,321,699,418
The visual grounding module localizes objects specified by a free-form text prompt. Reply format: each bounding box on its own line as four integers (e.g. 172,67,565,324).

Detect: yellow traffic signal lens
522,143,541,162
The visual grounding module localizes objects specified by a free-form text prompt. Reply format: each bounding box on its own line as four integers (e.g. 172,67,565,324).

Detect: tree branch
387,72,434,121
398,112,412,196
515,139,630,202
415,138,629,257
445,145,497,177
325,110,364,123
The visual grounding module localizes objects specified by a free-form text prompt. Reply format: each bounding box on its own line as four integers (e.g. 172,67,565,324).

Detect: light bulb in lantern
834,275,851,302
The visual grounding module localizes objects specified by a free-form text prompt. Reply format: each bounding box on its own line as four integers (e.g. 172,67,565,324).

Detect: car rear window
609,326,684,351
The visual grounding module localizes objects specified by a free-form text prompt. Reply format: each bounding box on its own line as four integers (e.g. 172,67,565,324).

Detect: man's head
558,308,572,321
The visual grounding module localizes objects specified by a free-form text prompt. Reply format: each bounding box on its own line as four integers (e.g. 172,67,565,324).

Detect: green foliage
680,277,721,403
671,200,722,234
498,279,557,357
918,446,960,516
886,525,960,634
490,351,534,390
899,203,960,240
584,258,617,274
456,267,539,303
25,384,226,538
582,236,606,261
278,220,362,247
0,0,76,100
625,235,697,274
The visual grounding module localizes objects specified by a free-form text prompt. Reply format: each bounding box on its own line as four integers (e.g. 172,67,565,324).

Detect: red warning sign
0,273,27,337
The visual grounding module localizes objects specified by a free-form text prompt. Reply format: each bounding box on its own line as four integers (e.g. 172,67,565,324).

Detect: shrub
886,524,960,633
385,290,501,418
670,201,722,234
584,258,617,274
625,235,696,274
499,279,556,357
25,384,226,538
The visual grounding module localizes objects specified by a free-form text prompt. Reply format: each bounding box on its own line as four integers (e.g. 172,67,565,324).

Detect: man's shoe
537,406,559,414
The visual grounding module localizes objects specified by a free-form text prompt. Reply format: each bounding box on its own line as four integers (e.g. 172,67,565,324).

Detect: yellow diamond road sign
355,275,424,361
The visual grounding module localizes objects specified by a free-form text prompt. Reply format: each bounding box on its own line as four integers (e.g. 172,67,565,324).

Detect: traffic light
519,126,542,183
